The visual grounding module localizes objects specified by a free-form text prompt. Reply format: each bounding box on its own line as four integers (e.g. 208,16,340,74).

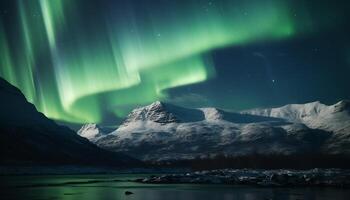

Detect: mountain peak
122,101,179,124
121,101,206,125
333,100,350,112
151,100,163,106
77,123,106,141
79,123,100,130
200,107,223,121
147,101,166,111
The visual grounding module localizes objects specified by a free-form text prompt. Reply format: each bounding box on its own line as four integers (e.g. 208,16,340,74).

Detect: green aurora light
0,0,317,123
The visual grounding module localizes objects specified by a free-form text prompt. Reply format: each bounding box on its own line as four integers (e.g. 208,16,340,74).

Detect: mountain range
1,75,349,168
79,100,350,161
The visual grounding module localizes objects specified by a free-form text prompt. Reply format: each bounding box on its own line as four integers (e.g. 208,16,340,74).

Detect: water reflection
1,175,349,200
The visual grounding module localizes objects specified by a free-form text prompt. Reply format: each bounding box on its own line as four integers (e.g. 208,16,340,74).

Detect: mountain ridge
79,100,350,161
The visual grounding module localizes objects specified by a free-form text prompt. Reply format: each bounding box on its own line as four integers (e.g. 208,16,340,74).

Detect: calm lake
1,174,349,200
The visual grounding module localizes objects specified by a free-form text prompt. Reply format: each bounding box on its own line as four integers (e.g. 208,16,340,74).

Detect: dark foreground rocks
125,191,133,195
137,169,350,187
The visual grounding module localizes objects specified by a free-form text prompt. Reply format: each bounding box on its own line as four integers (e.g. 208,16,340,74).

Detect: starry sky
0,0,350,125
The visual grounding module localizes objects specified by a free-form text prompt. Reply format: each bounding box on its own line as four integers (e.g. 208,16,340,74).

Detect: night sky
0,0,350,125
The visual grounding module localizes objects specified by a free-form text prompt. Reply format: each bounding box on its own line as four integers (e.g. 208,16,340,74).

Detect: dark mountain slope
0,78,140,166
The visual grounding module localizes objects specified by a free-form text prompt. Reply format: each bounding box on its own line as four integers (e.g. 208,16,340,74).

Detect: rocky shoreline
137,169,350,187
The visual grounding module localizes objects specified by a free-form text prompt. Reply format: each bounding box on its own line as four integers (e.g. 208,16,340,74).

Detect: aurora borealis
1,0,350,124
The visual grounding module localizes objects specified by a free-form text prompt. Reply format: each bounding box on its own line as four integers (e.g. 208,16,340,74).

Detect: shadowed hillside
0,78,141,167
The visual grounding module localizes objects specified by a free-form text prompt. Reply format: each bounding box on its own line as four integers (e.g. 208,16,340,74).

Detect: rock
138,169,350,187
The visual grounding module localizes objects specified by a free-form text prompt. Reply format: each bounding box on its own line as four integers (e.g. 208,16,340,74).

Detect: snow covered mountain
79,100,350,161
121,101,204,125
77,123,110,142
241,101,350,132
242,100,350,154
